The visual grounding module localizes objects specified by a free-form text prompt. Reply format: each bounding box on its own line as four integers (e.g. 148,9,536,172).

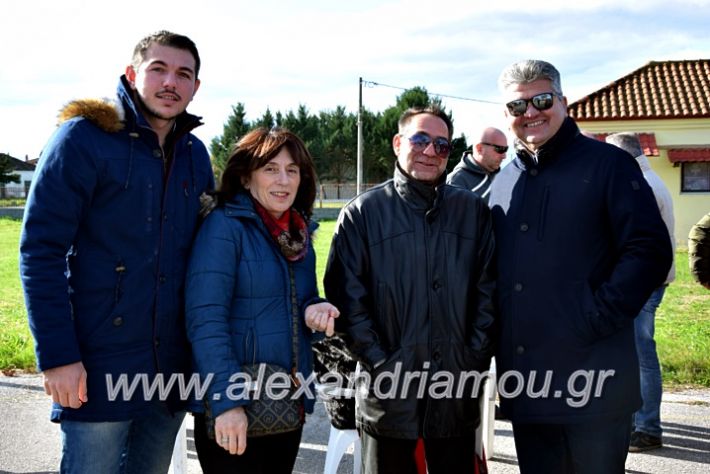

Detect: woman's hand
305,302,340,336
215,406,248,455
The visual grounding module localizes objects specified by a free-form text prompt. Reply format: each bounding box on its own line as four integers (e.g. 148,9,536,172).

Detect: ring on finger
220,436,229,444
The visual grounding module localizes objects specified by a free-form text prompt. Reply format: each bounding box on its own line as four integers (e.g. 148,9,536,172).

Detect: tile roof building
569,59,710,244
569,60,710,121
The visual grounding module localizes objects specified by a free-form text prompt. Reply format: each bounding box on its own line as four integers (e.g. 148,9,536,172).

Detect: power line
363,79,501,105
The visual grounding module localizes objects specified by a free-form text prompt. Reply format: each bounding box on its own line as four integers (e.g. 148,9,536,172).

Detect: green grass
2,217,709,388
0,218,35,371
314,200,349,209
656,250,710,387
313,219,336,296
0,198,26,208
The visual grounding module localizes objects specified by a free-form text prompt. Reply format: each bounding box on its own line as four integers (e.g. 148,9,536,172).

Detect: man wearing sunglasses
488,60,672,473
325,105,496,472
447,126,508,203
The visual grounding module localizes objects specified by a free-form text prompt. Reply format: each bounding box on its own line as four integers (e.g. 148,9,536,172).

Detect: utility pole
356,77,363,195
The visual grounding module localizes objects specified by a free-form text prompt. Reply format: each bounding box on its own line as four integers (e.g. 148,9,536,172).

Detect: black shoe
629,431,662,452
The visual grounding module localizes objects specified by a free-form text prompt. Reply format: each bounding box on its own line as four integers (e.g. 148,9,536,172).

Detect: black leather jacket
324,165,497,439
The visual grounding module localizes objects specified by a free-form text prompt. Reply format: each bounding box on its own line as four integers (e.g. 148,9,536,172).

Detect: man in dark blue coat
20,31,214,473
488,60,672,473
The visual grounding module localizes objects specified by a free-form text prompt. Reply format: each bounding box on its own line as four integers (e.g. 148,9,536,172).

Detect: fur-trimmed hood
57,97,125,133
56,75,203,139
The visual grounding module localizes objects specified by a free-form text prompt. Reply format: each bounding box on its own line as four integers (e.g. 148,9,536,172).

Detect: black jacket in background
324,164,497,439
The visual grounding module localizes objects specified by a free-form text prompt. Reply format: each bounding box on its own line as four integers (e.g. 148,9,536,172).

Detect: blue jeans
60,403,185,474
633,285,666,438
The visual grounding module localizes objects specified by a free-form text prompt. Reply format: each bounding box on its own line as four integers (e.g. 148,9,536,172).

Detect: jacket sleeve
467,199,498,368
324,206,388,369
185,212,247,418
19,121,98,371
688,213,710,287
592,154,673,334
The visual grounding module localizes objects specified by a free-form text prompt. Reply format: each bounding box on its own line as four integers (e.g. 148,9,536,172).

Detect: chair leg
324,426,360,474
168,416,188,474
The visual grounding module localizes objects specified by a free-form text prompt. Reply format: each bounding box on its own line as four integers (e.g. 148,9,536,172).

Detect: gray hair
498,60,563,96
605,132,643,157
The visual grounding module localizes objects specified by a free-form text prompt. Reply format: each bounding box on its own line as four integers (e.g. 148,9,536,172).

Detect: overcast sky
2,0,709,160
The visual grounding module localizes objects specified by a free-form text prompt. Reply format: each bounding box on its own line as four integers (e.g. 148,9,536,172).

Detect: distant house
1,153,36,198
569,59,710,244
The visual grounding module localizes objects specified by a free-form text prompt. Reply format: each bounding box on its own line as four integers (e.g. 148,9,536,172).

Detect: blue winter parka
19,76,214,422
185,193,323,420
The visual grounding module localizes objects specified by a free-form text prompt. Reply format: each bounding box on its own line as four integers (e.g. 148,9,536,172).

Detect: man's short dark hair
398,105,454,139
131,30,201,79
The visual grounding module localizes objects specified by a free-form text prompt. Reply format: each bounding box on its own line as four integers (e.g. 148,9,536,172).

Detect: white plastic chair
169,416,188,474
323,425,361,474
475,358,497,460
317,384,361,474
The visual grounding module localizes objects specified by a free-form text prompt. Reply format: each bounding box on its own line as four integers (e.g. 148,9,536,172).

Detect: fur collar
57,97,125,133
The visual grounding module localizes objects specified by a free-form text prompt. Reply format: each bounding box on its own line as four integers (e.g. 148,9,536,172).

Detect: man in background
606,132,675,452
447,126,508,202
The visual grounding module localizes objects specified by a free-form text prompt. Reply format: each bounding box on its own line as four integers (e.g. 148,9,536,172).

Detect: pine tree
209,103,251,177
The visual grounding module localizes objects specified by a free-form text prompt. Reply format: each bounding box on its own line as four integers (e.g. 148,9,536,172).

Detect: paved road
1,374,708,473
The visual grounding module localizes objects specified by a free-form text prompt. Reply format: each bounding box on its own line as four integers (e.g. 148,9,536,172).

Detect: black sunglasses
403,132,452,157
505,92,559,117
481,142,509,154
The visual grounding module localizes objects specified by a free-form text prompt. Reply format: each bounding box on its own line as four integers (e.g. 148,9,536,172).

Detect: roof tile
569,60,710,121
668,149,710,163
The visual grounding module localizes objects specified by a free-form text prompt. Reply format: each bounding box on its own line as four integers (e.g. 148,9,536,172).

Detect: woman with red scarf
186,127,338,473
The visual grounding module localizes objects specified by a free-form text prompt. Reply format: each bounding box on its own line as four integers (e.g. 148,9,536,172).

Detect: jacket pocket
537,185,550,241
70,254,128,344
376,281,399,351
245,328,256,364
569,280,600,344
112,260,126,310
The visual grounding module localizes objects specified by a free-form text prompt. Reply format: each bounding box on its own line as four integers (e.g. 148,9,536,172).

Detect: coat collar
56,75,203,139
224,192,318,233
454,151,489,176
116,75,203,138
514,116,580,169
393,162,446,213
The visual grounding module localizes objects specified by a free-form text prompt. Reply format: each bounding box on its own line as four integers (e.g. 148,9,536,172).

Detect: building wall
1,169,34,197
577,118,710,245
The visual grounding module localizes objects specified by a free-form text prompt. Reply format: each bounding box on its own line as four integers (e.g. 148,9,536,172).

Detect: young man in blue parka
19,31,214,473
488,60,672,473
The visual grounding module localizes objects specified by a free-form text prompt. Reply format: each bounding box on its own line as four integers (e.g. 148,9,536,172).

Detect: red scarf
251,197,309,262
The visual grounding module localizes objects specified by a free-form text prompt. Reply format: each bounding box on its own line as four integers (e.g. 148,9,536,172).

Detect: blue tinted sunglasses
402,132,452,157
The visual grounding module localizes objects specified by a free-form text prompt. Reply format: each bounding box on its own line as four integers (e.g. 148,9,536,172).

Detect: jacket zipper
422,212,433,438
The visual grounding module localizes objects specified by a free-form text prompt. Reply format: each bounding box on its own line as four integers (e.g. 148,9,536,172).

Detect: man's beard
135,92,180,122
